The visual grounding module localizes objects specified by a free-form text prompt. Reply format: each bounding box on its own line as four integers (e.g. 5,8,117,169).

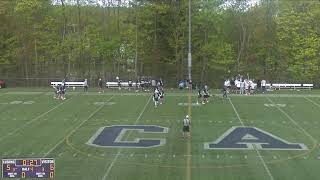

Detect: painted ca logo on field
87,125,307,150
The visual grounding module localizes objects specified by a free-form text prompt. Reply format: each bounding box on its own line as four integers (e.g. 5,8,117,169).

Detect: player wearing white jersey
182,115,191,139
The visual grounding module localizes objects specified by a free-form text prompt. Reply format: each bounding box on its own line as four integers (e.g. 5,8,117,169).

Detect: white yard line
267,97,317,143
42,96,115,157
304,97,320,109
228,98,274,180
101,95,152,180
0,99,69,142
0,93,7,97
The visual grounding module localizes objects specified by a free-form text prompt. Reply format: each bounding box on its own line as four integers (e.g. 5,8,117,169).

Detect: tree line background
0,0,320,87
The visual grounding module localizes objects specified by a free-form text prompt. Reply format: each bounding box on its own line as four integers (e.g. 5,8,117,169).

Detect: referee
183,115,191,139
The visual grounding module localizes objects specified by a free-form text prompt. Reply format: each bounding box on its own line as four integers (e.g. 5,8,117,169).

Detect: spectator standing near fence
116,76,121,90
240,80,245,95
84,79,88,92
261,79,266,93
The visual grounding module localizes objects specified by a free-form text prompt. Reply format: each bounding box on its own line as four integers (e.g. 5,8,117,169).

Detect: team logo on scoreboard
87,125,169,148
204,126,308,150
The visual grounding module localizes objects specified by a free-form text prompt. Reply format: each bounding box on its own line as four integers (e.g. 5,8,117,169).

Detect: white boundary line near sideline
228,98,275,180
0,99,70,142
42,96,115,157
101,95,152,180
267,97,317,144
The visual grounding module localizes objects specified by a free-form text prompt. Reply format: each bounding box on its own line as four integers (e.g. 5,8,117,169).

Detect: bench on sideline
106,81,152,88
271,83,313,90
50,82,85,88
106,82,137,88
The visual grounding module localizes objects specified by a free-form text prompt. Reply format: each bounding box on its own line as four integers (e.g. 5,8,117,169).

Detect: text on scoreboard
2,158,54,178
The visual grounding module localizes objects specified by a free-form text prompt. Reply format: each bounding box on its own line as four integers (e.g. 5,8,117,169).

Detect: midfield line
186,87,192,180
42,96,115,157
0,99,70,142
101,95,152,180
267,97,317,143
228,98,275,180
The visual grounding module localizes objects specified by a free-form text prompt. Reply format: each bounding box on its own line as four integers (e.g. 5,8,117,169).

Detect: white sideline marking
267,97,317,143
101,95,152,180
42,96,114,157
0,100,69,142
229,98,275,180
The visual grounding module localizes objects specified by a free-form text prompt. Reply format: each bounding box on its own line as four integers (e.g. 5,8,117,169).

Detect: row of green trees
0,0,320,87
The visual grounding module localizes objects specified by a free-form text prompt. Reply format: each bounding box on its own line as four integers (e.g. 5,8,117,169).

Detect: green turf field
0,88,319,180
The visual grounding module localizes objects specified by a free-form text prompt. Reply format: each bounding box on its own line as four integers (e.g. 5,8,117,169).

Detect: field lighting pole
188,0,192,83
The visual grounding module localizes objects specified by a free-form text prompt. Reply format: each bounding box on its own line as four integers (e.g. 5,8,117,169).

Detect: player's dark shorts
61,91,65,95
203,94,209,98
154,97,159,101
160,95,164,98
183,126,190,132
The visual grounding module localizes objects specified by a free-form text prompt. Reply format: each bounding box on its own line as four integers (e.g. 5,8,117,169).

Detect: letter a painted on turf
204,127,307,150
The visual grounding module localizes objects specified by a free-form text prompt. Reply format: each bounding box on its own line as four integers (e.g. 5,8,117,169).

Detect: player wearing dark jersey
203,86,210,104
98,78,103,93
223,87,228,98
159,89,164,104
59,84,66,100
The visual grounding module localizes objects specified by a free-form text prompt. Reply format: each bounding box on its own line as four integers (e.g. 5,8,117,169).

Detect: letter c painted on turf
87,125,169,148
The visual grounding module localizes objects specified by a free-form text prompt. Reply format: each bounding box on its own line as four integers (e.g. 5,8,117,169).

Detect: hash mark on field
244,155,247,159
273,156,277,159
173,154,176,158
73,153,77,157
217,155,220,159
58,153,63,157
144,154,148,158
202,155,205,158
130,153,134,157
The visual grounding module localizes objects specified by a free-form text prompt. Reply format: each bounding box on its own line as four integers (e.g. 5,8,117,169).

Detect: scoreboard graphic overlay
2,158,55,178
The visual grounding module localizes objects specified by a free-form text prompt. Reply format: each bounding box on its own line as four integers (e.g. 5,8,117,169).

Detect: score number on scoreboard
2,158,55,178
